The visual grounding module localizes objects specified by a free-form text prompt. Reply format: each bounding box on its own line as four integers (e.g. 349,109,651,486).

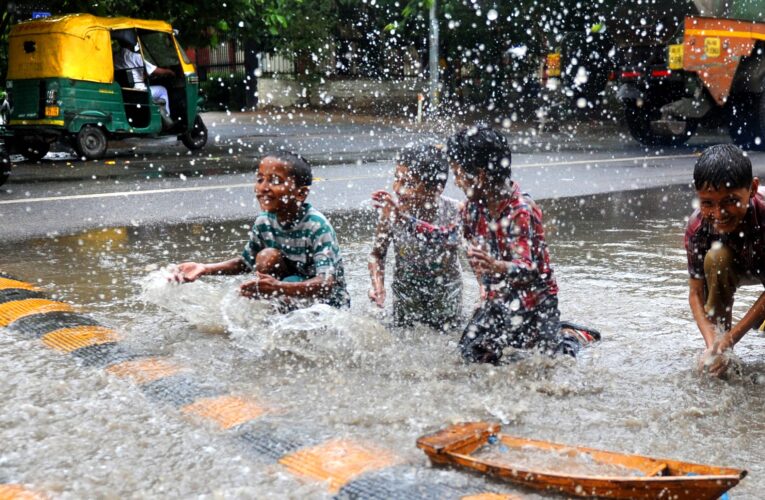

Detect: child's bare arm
717,290,765,351
688,278,719,349
368,209,393,307
240,273,336,300
173,257,247,282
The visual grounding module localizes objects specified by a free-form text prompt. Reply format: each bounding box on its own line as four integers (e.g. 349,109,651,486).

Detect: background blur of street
1,109,756,241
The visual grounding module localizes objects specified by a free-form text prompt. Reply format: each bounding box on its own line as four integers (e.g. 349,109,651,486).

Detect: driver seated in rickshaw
113,37,176,127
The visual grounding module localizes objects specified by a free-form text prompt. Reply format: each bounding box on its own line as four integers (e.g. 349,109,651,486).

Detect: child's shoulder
302,203,330,222
251,211,277,226
299,204,338,233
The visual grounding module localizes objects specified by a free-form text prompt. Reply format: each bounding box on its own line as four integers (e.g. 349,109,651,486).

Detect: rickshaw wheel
74,125,108,160
17,136,50,162
181,115,208,150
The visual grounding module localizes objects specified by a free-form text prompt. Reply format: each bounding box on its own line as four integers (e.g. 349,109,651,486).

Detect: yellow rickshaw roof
10,13,173,38
7,13,195,83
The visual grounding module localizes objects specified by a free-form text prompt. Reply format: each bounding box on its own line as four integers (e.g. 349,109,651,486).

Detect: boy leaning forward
687,144,765,376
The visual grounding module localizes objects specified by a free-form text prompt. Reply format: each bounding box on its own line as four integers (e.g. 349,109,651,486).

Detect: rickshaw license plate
45,105,59,117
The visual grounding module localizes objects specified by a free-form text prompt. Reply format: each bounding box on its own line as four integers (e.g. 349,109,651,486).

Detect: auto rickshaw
4,13,207,162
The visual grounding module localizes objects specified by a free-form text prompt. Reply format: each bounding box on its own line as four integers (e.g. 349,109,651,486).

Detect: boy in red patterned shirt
686,144,765,377
447,126,599,363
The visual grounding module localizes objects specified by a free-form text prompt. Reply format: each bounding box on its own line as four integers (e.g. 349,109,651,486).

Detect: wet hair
397,144,449,189
264,151,313,187
446,125,512,184
694,144,752,190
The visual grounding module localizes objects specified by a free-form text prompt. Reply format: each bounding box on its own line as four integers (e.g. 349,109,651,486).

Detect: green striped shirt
241,203,349,307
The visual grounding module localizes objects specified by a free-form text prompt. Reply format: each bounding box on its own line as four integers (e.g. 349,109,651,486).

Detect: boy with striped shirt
172,152,349,308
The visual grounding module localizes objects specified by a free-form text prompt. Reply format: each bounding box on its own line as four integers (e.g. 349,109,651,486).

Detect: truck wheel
181,115,208,150
17,135,50,162
624,100,695,147
0,148,10,187
74,125,108,160
728,93,765,150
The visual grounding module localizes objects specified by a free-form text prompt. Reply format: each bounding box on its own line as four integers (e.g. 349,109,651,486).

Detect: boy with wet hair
172,151,350,308
447,125,599,363
368,144,462,329
687,144,765,376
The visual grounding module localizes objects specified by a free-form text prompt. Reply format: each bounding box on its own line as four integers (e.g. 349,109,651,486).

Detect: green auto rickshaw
4,13,207,162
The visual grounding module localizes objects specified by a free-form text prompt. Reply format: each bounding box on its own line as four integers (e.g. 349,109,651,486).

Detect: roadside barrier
0,273,518,499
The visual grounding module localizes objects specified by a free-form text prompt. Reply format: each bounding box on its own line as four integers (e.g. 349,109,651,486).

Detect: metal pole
428,0,439,110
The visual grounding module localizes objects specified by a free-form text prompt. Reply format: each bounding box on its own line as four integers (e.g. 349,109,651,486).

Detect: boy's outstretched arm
173,257,248,283
240,273,336,300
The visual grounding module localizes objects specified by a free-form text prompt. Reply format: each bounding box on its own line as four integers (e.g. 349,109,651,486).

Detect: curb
5,148,400,185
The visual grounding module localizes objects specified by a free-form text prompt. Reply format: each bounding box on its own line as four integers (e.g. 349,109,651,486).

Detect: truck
614,0,765,148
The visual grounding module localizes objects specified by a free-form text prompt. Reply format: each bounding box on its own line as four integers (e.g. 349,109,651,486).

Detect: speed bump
105,357,185,384
279,439,401,492
0,484,45,500
6,311,101,339
0,277,41,292
41,326,120,352
0,299,74,327
182,395,268,429
0,272,517,498
0,289,46,304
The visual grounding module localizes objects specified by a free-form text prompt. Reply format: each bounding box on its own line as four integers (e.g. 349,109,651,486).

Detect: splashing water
141,268,395,364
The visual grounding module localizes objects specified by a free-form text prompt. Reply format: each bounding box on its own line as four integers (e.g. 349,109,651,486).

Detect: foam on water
141,268,395,364
140,267,233,333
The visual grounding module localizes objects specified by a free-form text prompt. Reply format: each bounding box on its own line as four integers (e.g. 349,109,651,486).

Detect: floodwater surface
1,185,763,498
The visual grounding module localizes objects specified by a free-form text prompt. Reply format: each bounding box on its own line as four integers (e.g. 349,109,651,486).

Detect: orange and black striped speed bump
0,484,45,500
0,273,519,499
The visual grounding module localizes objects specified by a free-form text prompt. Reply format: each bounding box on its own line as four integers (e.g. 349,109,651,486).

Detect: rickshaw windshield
139,31,179,67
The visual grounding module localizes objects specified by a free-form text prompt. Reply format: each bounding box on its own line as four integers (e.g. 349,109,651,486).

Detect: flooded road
2,185,764,498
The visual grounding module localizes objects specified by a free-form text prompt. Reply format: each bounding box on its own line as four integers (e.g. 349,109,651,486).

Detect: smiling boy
686,144,765,376
172,152,349,308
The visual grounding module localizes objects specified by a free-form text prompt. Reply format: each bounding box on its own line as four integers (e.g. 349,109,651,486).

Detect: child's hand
467,245,506,276
171,262,207,283
702,341,731,377
368,285,385,307
371,190,398,219
240,272,282,298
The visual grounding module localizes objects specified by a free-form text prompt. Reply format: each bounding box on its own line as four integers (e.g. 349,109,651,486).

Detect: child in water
171,152,350,308
687,144,765,376
447,126,599,363
368,144,463,330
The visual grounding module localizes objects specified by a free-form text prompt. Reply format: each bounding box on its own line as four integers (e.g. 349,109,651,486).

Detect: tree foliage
0,0,634,103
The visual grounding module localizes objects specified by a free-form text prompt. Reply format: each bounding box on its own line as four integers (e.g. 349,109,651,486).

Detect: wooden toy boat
416,422,746,499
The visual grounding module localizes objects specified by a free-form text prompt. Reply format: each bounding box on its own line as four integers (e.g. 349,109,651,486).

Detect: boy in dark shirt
686,144,765,376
